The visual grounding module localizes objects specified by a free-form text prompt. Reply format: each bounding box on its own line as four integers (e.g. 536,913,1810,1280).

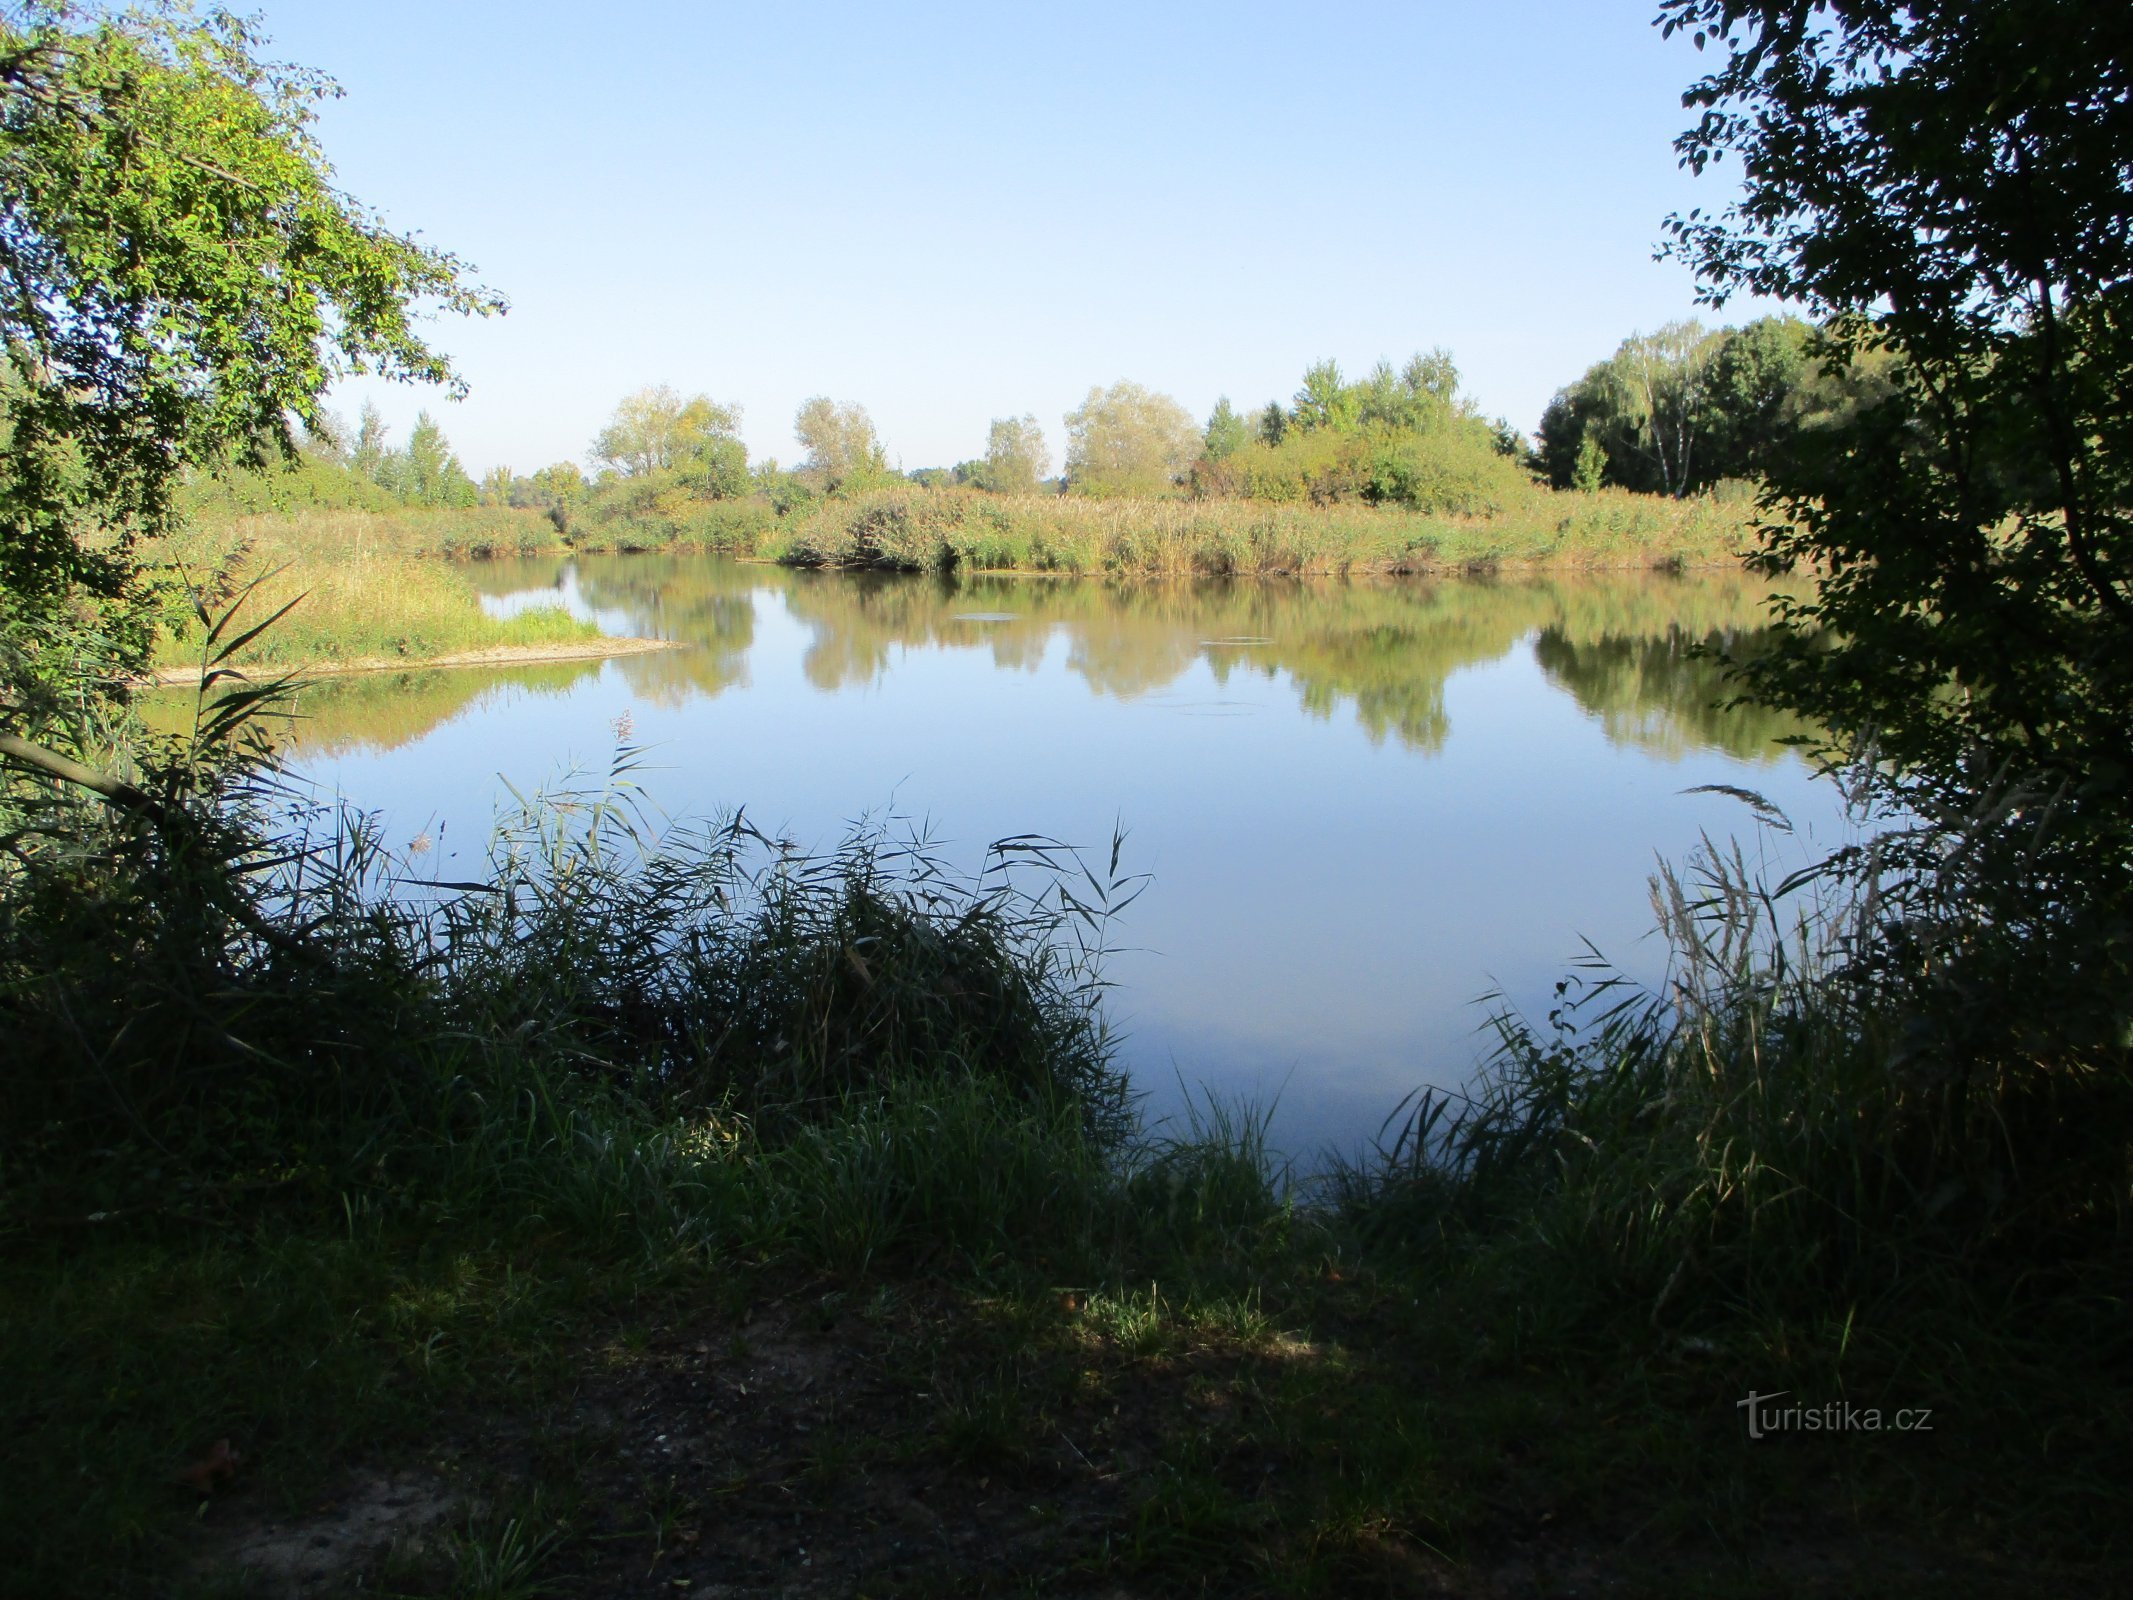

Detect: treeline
1536,315,1895,497
182,403,484,516
471,352,1545,550
193,324,1884,543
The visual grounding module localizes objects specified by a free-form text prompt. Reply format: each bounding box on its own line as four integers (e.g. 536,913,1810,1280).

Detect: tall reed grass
145,507,592,670
760,484,1757,575
1338,813,2133,1327
0,704,1145,1228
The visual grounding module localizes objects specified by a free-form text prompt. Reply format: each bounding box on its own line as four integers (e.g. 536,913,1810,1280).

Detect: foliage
1537,317,1841,496
794,395,893,494
977,413,1050,493
590,384,748,496
0,0,498,740
1201,395,1249,460
1194,351,1534,514
1651,0,2133,1166
145,508,584,668
763,481,1753,577
0,708,1137,1216
1062,380,1201,497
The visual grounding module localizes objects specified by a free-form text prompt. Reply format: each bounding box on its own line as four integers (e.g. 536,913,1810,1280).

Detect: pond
220,554,1848,1162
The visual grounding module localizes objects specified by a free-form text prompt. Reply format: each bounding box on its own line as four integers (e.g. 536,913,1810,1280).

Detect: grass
762,482,1763,576
144,508,596,672
1,683,2122,1595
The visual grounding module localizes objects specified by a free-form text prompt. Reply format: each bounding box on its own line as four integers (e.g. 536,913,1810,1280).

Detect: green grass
144,508,597,670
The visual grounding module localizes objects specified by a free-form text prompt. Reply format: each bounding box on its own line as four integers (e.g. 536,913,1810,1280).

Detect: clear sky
254,0,1763,479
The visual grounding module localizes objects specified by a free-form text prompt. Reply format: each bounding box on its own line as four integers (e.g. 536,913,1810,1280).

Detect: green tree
350,401,390,482
1538,317,1819,493
1570,433,1608,493
1660,0,2133,1175
591,385,748,497
526,460,585,532
0,0,498,735
981,414,1049,495
1063,381,1199,497
793,396,889,493
1602,322,1719,498
1203,396,1250,460
400,411,477,507
1699,315,1812,482
1290,359,1356,433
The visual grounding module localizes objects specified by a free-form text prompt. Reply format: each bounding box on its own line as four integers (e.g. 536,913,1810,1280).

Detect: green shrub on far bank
569,481,779,553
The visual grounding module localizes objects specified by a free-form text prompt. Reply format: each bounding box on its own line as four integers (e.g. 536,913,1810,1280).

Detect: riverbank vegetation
5,0,2128,1595
146,508,594,675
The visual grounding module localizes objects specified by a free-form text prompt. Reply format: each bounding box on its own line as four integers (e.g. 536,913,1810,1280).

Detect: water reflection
245,556,1805,763
149,556,1836,1160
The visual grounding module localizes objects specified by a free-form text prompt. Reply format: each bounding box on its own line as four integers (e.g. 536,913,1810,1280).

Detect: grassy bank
764,482,1762,575
1,725,2122,1596
152,484,1760,676
195,481,1760,583
146,508,602,672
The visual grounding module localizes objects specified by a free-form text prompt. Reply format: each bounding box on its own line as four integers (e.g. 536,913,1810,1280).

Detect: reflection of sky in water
291,562,1848,1168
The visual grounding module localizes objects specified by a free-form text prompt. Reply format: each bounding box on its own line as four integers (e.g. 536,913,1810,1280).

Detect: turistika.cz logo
1737,1390,1935,1440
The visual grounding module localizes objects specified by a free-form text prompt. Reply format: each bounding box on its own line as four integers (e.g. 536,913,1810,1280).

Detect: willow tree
1063,381,1199,498
793,396,890,494
981,414,1050,494
0,0,500,746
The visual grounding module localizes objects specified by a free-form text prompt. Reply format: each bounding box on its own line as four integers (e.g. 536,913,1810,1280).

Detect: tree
350,401,390,482
401,411,477,507
591,385,745,485
981,414,1049,494
0,0,499,733
1289,359,1356,433
1662,0,2133,795
793,396,888,493
1603,322,1719,498
1536,316,1820,493
1062,381,1200,497
1203,396,1250,461
526,461,585,532
1699,315,1812,481
1659,0,2133,1166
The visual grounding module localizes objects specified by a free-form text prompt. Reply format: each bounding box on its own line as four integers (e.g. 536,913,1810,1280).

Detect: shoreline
148,634,679,686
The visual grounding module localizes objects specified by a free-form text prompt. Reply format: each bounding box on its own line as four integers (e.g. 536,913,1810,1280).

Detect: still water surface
244,555,1846,1160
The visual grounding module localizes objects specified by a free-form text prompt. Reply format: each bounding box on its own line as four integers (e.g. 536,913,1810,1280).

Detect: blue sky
258,1,1764,477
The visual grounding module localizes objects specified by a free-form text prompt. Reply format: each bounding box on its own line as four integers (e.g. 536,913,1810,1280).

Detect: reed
764,483,1758,575
145,507,590,669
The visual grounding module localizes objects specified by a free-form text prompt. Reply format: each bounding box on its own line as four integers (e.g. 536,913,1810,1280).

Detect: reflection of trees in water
1531,627,1810,762
207,555,1805,761
774,565,1794,757
568,555,757,706
140,660,603,758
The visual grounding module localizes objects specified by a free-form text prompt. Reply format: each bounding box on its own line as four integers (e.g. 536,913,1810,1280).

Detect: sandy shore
149,635,679,686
